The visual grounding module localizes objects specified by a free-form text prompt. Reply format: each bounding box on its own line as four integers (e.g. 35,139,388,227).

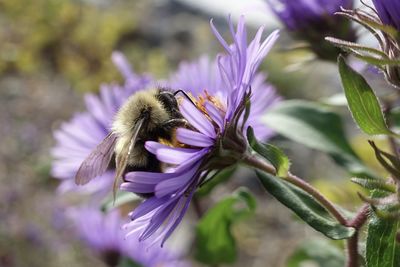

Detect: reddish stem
345,204,370,267
243,154,347,225
243,153,371,267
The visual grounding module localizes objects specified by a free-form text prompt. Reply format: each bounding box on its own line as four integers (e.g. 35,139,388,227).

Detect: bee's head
157,88,198,119
157,90,181,118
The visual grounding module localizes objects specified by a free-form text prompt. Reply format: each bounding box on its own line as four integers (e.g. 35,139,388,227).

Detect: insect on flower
74,87,195,198
121,16,281,246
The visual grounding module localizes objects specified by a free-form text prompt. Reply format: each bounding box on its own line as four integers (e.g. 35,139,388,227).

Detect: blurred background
0,0,383,266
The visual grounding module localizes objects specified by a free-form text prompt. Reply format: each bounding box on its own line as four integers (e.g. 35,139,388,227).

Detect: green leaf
262,100,376,179
351,177,396,193
353,54,400,67
369,141,400,180
338,55,392,135
117,258,142,267
195,188,256,265
366,192,400,267
257,171,355,240
326,37,389,58
287,239,345,267
247,126,290,177
101,191,140,212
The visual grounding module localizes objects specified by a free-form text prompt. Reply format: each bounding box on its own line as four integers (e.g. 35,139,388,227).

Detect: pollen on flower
204,90,225,112
190,90,226,128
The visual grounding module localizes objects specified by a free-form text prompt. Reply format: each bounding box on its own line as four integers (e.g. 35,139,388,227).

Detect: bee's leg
161,118,188,129
163,118,197,130
156,118,189,141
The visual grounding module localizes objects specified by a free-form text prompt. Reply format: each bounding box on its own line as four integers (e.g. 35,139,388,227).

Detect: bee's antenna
174,90,197,107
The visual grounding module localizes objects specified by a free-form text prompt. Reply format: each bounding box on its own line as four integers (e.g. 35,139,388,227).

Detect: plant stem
346,232,359,267
242,153,347,225
345,204,369,267
285,172,348,225
347,204,369,228
243,153,371,267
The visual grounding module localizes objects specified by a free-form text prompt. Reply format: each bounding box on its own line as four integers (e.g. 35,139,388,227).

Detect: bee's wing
75,132,117,185
112,117,144,198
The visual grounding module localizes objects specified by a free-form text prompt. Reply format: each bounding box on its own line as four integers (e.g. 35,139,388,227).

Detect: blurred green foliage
0,0,171,92
287,238,345,267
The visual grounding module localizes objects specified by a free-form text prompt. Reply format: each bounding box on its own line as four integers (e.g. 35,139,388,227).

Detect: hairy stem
242,153,347,225
345,204,369,267
346,233,359,267
243,153,371,267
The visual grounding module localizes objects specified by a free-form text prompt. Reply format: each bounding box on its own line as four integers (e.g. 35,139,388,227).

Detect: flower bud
266,0,356,61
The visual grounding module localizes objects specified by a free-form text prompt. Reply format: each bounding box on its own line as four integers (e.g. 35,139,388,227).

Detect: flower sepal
200,89,252,171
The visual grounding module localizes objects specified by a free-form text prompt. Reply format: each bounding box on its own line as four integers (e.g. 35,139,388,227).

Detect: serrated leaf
372,205,400,220
369,141,400,180
195,188,256,265
326,37,389,58
257,171,355,240
287,239,345,267
247,126,290,177
262,100,377,179
351,177,396,193
338,55,392,136
366,191,400,267
353,54,400,67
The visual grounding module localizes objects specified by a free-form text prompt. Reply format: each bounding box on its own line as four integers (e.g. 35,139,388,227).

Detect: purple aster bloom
267,0,352,31
266,0,355,60
372,0,400,31
169,55,281,140
69,207,188,267
51,52,151,196
122,16,281,246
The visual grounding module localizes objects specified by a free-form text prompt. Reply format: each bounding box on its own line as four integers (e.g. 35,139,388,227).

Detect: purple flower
69,207,188,267
267,0,352,30
51,52,151,196
122,16,281,246
266,0,355,60
372,0,400,31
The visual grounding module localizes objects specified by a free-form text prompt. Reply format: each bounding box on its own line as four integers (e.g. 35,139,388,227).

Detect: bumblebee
75,88,189,195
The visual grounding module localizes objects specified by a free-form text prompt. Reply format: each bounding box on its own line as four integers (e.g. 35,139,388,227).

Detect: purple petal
120,182,155,193
204,102,225,130
180,100,216,138
176,128,214,147
154,162,200,198
124,171,175,183
112,51,136,81
210,19,231,54
130,196,172,221
139,201,177,241
161,189,194,246
156,147,201,165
